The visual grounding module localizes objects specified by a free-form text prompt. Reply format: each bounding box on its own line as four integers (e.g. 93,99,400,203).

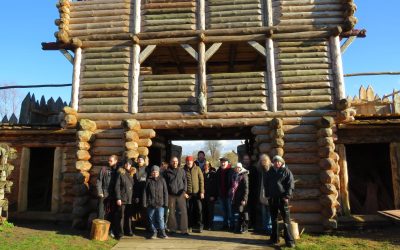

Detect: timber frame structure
3,0,399,232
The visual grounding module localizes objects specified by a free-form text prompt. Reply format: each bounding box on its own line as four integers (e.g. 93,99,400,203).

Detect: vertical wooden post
197,0,207,113
265,0,277,112
18,147,30,212
130,0,141,113
71,47,82,111
51,147,62,213
390,143,400,209
330,36,346,100
336,144,351,215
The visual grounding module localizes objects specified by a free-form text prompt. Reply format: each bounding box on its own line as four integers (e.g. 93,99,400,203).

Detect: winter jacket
263,165,294,199
163,167,187,196
142,176,168,208
115,168,134,204
203,167,218,198
184,165,204,195
216,166,233,198
229,168,249,206
96,165,119,198
248,165,261,203
133,165,150,201
194,160,211,171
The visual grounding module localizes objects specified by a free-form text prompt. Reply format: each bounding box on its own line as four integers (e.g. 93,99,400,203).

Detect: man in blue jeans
143,165,169,239
215,157,234,230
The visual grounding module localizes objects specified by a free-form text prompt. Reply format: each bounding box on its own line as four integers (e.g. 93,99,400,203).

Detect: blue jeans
220,197,234,227
147,206,165,233
264,205,272,233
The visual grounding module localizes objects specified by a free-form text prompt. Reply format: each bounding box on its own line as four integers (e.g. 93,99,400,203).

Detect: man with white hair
264,155,295,248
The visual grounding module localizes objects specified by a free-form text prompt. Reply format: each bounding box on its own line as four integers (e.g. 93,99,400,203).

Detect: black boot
240,221,248,234
159,229,169,239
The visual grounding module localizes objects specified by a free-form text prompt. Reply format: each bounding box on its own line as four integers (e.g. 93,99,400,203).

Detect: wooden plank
51,147,62,213
18,148,30,212
139,45,157,64
336,144,350,215
378,210,400,221
390,143,400,209
72,47,82,111
247,41,266,57
181,44,198,61
205,43,223,61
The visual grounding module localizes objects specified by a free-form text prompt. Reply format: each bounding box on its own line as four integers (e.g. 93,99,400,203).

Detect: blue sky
0,0,399,104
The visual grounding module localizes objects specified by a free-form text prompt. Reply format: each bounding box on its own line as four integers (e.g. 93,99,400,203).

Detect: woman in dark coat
229,163,249,233
202,161,217,230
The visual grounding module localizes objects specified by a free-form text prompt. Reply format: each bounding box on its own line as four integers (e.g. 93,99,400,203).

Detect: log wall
274,39,335,110
207,72,268,112
139,74,197,113
206,0,264,30
142,0,197,33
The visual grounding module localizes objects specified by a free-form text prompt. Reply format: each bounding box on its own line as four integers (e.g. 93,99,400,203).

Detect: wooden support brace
247,41,266,57
340,36,356,54
60,49,74,64
181,44,198,61
139,45,157,64
205,43,222,62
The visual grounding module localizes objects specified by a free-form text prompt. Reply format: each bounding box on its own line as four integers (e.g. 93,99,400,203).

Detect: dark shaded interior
27,147,54,211
346,143,395,214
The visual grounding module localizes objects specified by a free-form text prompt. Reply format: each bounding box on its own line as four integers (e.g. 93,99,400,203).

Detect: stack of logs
142,0,197,33
0,144,16,221
206,0,263,29
336,99,356,123
123,119,156,160
316,116,340,230
72,119,96,228
207,72,268,112
272,0,357,32
270,118,285,157
252,122,272,157
275,39,334,110
56,0,133,43
60,107,78,129
139,74,197,113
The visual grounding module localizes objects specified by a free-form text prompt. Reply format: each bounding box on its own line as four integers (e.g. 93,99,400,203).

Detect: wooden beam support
336,144,351,215
198,41,207,113
248,41,266,57
266,38,277,112
340,36,356,54
71,47,82,111
181,44,198,61
205,43,222,62
139,45,156,64
390,143,400,209
51,147,62,213
18,147,30,212
130,0,141,114
59,49,74,64
330,35,346,100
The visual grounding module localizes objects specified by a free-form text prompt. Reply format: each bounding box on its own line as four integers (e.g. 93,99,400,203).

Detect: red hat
186,156,194,161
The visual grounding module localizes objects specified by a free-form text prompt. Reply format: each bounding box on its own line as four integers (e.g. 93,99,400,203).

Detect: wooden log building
1,0,399,232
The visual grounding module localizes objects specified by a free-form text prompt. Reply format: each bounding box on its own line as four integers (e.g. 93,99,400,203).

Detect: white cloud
172,140,244,155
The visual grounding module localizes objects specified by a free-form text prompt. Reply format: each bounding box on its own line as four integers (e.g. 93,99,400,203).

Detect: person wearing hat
202,160,217,230
143,165,169,239
133,155,149,229
215,157,234,230
184,155,205,233
164,156,189,236
229,162,250,233
264,155,295,248
115,159,135,239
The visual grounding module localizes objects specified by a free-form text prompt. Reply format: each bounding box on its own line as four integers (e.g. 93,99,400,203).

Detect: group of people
96,151,296,248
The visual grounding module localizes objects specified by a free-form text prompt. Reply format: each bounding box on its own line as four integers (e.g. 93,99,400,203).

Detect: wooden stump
90,219,111,241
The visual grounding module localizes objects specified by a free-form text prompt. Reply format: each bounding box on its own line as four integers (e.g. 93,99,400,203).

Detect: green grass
0,224,117,250
282,232,400,250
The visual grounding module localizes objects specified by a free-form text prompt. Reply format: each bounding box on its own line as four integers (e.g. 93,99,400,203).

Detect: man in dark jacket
163,156,189,235
184,155,205,232
242,154,258,230
115,159,135,239
194,150,207,171
230,163,249,233
133,155,149,228
143,165,169,239
264,155,295,248
215,157,234,230
202,161,217,230
96,155,119,237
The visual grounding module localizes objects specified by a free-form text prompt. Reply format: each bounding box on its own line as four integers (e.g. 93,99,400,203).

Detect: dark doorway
27,148,55,211
346,143,395,214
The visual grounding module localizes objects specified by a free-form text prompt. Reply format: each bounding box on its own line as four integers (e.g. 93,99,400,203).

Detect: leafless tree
0,84,21,119
203,140,222,164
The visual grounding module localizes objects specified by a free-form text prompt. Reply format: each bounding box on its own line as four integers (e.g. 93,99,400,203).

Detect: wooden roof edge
42,42,74,51
340,29,367,38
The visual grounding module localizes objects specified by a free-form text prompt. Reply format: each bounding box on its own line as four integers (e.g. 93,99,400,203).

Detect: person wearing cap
143,165,169,239
215,157,234,230
164,156,189,236
133,155,149,229
264,155,295,248
115,159,135,239
202,160,217,230
184,155,205,233
229,162,250,233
